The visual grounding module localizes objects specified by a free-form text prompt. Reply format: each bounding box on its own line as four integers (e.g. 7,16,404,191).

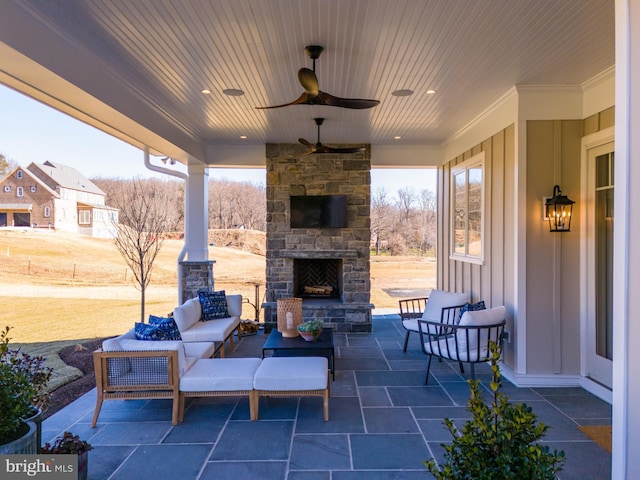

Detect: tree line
94,177,436,257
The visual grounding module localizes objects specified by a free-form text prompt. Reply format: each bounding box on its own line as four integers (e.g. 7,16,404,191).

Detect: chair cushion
422,290,469,322
180,358,262,392
420,290,469,334
457,306,506,353
253,357,328,391
173,297,201,333
423,336,486,363
199,290,230,321
148,315,182,340
402,318,420,333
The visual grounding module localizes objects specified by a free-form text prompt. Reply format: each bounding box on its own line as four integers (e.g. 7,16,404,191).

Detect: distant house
0,161,118,238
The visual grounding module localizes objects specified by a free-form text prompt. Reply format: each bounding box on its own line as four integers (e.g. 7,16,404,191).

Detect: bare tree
108,178,174,322
371,187,394,255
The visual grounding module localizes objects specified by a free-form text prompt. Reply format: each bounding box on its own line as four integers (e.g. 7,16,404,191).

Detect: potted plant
0,326,38,454
297,319,324,342
42,431,93,480
424,342,565,479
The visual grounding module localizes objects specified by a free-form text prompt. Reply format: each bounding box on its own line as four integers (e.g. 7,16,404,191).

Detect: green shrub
425,342,565,480
0,326,33,444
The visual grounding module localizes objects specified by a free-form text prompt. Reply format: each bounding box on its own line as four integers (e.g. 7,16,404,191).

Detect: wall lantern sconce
545,185,575,232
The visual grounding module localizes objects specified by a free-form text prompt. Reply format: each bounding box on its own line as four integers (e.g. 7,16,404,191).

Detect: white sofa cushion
173,297,201,333
457,306,506,353
179,316,239,343
225,294,242,317
253,357,328,391
180,358,262,392
184,341,217,360
118,338,189,375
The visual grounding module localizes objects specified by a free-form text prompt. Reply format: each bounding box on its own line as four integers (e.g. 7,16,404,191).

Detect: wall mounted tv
290,195,348,228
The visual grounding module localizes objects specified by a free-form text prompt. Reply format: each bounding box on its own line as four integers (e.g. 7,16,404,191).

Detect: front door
586,141,614,388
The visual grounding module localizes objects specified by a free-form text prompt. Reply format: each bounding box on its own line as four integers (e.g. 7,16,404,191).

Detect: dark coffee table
262,328,335,380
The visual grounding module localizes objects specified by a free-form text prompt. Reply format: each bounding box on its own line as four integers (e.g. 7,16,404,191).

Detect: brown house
0,161,118,238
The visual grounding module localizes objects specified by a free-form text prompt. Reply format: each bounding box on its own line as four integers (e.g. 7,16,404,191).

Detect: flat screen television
290,195,348,228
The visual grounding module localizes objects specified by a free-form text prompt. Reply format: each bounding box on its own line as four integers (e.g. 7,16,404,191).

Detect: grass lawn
1,228,436,391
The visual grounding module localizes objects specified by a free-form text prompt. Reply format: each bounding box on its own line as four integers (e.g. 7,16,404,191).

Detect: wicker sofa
91,294,242,427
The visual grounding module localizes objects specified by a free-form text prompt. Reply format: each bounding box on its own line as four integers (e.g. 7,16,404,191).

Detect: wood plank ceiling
4,0,614,151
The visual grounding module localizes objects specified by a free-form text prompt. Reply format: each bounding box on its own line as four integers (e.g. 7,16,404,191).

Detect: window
30,186,37,193
44,206,51,218
16,186,24,197
450,152,484,263
78,210,91,225
16,170,23,179
3,186,10,192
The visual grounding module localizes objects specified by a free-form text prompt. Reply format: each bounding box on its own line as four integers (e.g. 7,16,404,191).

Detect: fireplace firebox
294,259,342,299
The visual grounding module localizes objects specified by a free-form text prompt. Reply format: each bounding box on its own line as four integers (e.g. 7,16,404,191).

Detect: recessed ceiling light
201,88,211,94
394,136,402,140
426,89,436,95
240,135,247,139
223,88,245,96
391,89,413,97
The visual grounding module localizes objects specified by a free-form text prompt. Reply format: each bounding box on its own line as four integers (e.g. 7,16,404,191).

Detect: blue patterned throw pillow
134,322,167,341
458,301,486,322
148,315,182,340
198,290,230,321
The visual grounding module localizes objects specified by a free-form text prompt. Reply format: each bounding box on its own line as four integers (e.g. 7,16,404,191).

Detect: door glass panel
595,153,614,360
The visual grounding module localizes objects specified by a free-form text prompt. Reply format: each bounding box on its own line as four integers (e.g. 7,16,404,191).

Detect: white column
613,1,640,477
184,163,209,261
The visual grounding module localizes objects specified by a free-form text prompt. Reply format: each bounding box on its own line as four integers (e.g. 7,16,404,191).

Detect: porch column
184,163,209,261
613,1,640,477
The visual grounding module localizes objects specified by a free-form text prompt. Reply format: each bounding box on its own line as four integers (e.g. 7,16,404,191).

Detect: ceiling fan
256,45,380,110
298,118,365,155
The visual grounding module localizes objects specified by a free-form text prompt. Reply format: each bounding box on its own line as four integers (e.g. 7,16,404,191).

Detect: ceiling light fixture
223,88,245,96
201,88,211,94
426,89,436,95
391,89,414,97
394,136,402,140
240,135,247,139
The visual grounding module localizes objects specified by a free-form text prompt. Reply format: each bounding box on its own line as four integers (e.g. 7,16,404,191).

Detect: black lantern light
545,185,575,232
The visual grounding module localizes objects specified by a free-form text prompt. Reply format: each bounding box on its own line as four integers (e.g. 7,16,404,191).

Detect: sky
0,85,436,198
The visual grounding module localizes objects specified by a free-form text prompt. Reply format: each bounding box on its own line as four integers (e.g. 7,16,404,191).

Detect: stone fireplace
263,143,373,333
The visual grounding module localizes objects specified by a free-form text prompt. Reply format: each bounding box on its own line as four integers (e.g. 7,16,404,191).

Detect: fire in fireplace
294,259,342,299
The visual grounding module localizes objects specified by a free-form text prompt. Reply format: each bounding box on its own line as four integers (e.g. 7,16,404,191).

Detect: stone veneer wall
179,260,215,303
264,143,373,333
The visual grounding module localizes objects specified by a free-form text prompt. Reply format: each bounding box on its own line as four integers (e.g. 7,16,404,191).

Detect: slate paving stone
111,444,211,480
350,433,429,469
359,387,392,407
89,422,173,445
387,386,453,407
296,396,365,434
363,407,420,433
290,434,351,469
356,370,425,386
211,421,294,460
201,461,288,480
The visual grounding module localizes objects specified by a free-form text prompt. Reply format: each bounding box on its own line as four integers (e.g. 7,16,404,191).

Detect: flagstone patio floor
42,313,612,480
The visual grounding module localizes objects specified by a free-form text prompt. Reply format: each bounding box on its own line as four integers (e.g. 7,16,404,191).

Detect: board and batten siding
526,120,582,375
437,124,516,367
